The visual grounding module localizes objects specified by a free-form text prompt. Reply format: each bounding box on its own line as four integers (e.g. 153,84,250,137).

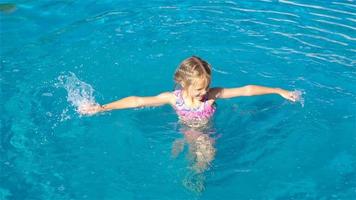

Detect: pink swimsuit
173,90,216,126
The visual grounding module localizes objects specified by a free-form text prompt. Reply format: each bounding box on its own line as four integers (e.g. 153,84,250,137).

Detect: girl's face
187,78,209,101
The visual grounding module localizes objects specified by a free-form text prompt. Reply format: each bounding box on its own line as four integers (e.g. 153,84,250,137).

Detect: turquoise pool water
1,0,355,199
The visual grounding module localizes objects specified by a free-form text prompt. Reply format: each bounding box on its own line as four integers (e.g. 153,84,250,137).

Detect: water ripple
267,17,299,24
294,33,348,46
309,12,342,20
188,7,224,14
315,19,356,31
273,31,322,48
271,46,355,67
84,10,128,22
332,1,356,9
229,7,300,18
298,25,356,41
279,0,356,16
305,53,354,67
346,17,356,23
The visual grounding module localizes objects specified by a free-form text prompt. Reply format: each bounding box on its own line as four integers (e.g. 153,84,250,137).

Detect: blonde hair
174,56,212,90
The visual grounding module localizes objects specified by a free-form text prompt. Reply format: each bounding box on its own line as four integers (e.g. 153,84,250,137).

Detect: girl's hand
78,103,103,115
279,90,301,102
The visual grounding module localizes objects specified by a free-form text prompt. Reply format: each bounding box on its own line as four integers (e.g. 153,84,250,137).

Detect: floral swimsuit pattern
173,90,216,127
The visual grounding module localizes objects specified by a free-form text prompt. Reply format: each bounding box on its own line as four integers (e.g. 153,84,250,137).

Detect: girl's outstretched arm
209,85,299,102
79,92,175,115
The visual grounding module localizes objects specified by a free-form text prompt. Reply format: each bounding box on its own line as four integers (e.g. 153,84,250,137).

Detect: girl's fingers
289,91,301,102
281,91,301,102
78,104,99,115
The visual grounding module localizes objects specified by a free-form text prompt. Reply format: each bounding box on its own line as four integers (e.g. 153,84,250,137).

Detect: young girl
79,56,299,117
79,56,299,192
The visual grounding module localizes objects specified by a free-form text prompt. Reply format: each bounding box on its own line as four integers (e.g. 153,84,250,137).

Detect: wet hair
174,56,212,90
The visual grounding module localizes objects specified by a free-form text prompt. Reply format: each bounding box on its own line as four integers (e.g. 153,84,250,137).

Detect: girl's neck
181,90,202,108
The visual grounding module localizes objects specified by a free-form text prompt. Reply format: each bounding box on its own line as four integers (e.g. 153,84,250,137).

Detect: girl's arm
209,85,299,102
79,92,175,115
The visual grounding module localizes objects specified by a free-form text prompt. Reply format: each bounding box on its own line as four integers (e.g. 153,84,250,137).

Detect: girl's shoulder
171,89,183,105
154,91,176,106
207,87,223,100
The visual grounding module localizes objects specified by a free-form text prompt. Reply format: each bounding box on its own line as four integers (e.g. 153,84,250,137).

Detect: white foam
56,72,98,115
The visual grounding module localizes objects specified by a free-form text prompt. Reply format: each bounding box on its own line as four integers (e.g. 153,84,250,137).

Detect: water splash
55,72,98,115
292,89,305,107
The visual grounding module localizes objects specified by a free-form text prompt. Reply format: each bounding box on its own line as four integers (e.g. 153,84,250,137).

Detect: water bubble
57,185,65,191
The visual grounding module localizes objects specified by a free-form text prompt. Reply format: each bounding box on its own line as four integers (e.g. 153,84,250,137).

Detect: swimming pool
1,0,355,199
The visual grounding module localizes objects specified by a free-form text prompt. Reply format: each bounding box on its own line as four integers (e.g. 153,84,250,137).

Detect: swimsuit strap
173,90,184,107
